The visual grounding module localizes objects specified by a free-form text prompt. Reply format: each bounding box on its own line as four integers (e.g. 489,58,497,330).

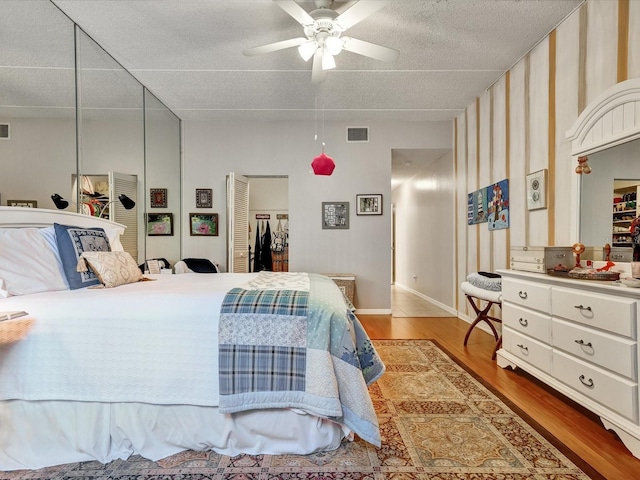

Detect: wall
0,118,76,208
182,119,452,312
392,150,456,313
455,0,640,319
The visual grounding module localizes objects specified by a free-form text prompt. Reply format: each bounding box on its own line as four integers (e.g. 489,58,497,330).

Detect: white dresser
496,269,640,459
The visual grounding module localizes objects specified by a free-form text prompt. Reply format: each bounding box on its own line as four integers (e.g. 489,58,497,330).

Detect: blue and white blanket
218,272,385,446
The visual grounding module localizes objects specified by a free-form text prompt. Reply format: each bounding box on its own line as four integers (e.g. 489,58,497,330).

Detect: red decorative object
311,152,335,176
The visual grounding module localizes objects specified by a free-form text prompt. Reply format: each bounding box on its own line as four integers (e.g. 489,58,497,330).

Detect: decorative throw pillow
77,251,142,288
182,258,219,273
54,223,111,290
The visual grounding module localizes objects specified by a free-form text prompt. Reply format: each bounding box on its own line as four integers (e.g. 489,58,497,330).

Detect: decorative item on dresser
496,268,640,459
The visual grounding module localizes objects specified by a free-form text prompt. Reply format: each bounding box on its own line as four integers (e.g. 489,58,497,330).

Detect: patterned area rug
1,339,601,480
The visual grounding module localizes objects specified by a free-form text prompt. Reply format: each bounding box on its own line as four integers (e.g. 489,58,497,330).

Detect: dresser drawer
503,327,552,373
553,350,638,422
551,287,636,338
502,278,551,313
503,303,551,343
552,318,637,380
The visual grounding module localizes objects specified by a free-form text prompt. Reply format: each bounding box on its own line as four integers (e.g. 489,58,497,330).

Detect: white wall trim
355,309,392,315
394,282,458,316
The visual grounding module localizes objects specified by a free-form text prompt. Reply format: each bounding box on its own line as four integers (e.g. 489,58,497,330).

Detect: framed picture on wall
190,213,218,236
356,194,382,215
526,169,547,210
322,202,349,229
195,188,212,208
147,213,173,236
150,188,167,208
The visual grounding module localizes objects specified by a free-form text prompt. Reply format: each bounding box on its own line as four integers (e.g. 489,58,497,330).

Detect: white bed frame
0,208,346,470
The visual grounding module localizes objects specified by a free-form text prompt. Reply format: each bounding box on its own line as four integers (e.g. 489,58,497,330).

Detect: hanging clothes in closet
252,222,261,272
260,220,273,271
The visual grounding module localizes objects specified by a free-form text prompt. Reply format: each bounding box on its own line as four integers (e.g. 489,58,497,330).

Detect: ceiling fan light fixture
321,49,336,70
325,36,343,56
298,41,317,62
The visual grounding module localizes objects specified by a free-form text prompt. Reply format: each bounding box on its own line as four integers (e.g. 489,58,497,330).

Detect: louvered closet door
109,171,138,261
226,173,249,273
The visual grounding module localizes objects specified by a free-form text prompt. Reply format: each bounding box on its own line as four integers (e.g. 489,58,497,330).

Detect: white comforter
0,273,258,405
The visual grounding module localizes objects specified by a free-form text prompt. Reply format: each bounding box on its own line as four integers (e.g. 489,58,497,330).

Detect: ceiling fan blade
243,37,307,56
312,49,327,84
342,37,399,63
274,0,314,26
334,1,359,16
335,1,390,31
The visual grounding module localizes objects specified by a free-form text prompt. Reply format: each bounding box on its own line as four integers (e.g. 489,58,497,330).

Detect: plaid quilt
218,272,385,446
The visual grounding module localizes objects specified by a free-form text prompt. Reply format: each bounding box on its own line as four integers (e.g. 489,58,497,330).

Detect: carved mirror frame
566,78,640,242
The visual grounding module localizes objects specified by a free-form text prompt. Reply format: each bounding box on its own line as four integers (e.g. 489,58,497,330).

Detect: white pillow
0,228,69,296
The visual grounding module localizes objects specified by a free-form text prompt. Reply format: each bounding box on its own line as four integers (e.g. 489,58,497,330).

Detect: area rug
0,339,601,480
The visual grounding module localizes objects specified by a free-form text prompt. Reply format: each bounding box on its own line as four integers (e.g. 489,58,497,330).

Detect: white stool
461,281,502,359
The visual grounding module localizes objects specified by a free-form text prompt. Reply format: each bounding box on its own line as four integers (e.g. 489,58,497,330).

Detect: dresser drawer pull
574,339,593,348
518,291,528,299
516,344,528,352
574,304,592,312
579,375,594,388
518,318,528,327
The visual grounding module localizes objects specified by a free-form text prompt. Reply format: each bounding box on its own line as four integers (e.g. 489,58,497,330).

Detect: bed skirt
0,400,348,470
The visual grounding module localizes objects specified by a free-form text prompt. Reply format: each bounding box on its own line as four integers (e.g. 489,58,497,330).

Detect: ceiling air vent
0,124,9,140
346,126,369,143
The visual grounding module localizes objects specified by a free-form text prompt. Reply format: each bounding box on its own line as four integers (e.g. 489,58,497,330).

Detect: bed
0,207,384,471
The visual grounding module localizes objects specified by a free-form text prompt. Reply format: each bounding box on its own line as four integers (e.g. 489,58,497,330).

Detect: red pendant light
311,99,335,175
311,147,335,176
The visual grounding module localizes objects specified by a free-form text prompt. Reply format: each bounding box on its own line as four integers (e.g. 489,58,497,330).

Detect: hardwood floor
359,314,640,480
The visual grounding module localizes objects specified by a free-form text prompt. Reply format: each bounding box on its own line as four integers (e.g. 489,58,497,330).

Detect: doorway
227,174,289,273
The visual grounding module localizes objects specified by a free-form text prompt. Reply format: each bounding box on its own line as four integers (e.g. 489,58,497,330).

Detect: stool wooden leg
463,294,502,360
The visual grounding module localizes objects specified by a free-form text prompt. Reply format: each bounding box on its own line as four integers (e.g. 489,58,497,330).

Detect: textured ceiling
37,0,583,123
1,0,583,187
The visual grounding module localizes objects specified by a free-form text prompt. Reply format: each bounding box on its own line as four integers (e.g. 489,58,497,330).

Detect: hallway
391,285,454,317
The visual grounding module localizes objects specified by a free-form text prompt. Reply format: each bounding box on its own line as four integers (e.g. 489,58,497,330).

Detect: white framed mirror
566,78,640,245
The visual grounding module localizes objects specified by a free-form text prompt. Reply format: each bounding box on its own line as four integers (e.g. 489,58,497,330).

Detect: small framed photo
356,194,382,215
147,213,174,236
7,200,37,208
526,169,547,211
322,202,349,229
196,188,212,208
190,213,218,236
150,188,167,208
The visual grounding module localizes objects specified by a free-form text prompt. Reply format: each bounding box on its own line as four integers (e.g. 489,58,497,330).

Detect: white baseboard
355,309,392,315
393,283,458,316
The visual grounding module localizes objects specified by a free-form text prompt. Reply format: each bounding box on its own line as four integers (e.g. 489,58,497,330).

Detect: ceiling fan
243,0,399,84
